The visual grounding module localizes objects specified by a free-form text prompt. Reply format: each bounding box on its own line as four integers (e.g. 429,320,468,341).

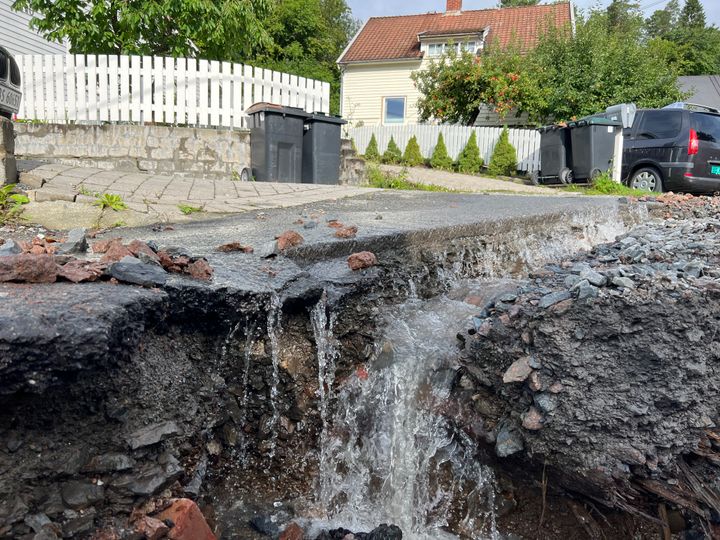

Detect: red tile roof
338,2,572,64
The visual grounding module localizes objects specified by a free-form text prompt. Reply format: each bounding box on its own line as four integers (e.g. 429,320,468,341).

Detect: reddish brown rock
327,220,343,228
188,259,213,281
216,242,254,253
0,254,57,283
334,225,358,239
101,239,134,263
92,238,118,254
57,260,106,283
502,357,532,384
528,371,542,392
156,499,216,540
29,244,46,255
157,252,190,273
276,230,304,251
128,240,159,262
279,522,303,540
347,251,377,271
135,516,169,540
522,407,544,430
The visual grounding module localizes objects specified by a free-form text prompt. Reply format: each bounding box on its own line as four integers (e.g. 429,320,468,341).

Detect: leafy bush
364,134,380,161
456,131,484,174
487,128,517,177
430,132,453,170
382,136,402,164
402,136,424,167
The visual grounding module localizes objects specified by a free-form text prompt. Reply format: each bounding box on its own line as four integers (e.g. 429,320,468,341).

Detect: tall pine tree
679,0,706,29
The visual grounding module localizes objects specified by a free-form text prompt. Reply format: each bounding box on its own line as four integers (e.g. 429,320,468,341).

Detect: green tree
382,136,402,164
12,0,272,59
499,0,539,6
456,131,483,174
679,0,706,29
487,128,517,177
645,0,680,39
402,136,424,167
364,134,380,161
430,133,453,170
606,0,642,33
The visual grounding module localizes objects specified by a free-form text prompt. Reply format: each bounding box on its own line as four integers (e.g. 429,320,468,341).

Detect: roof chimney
446,0,462,12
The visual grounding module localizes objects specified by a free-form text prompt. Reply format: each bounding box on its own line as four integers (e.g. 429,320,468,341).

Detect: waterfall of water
310,293,498,540
265,293,282,470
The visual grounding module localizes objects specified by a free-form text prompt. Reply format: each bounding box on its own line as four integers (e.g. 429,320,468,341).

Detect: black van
622,106,720,193
0,46,22,120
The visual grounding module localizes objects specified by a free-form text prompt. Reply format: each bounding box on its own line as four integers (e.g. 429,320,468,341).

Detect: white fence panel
16,54,330,129
348,124,541,172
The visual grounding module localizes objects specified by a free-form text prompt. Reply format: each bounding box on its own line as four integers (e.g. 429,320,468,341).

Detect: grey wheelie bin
302,112,347,184
567,117,622,182
246,103,309,183
532,125,573,185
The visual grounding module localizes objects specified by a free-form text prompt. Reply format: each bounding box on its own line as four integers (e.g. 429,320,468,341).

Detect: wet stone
108,256,168,287
58,228,88,254
60,481,104,510
125,420,181,450
495,426,524,457
538,291,571,309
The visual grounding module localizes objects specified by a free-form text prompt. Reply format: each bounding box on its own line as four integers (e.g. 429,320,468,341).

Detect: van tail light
689,129,699,155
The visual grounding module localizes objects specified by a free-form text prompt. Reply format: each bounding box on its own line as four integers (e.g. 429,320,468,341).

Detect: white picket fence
15,54,331,128
348,125,541,172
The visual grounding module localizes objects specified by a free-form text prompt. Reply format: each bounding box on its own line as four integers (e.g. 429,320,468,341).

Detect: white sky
346,0,720,25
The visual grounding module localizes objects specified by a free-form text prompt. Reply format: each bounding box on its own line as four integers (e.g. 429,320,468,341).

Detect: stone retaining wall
14,123,250,180
0,117,17,185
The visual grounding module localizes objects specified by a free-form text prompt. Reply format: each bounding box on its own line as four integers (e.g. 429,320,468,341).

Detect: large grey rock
125,420,181,450
495,425,524,457
58,228,88,254
538,291,571,309
60,481,104,510
108,255,167,287
0,239,22,256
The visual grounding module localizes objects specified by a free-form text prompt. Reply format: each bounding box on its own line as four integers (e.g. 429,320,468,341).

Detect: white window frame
383,96,406,125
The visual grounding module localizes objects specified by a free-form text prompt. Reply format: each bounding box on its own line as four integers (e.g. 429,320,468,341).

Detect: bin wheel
590,168,603,181
530,171,541,186
559,167,573,185
239,167,251,182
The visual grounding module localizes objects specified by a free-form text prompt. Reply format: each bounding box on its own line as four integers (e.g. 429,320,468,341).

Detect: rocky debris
57,259,106,283
187,259,213,281
458,195,720,525
155,498,216,540
335,225,358,239
315,523,403,540
135,516,169,540
279,522,304,540
276,230,304,251
58,228,88,255
108,256,168,287
216,242,254,253
96,238,134,263
348,251,377,271
0,238,22,256
82,453,135,473
60,481,104,510
327,219,343,229
126,421,181,450
157,250,213,280
128,239,160,262
0,253,57,283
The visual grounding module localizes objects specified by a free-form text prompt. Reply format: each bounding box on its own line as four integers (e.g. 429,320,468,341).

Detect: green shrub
487,128,517,177
402,136,424,167
382,136,402,164
430,132,453,170
456,131,484,174
364,134,380,161
366,164,457,192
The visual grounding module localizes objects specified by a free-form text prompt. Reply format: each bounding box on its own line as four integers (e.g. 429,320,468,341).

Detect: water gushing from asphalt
266,293,282,470
311,293,499,539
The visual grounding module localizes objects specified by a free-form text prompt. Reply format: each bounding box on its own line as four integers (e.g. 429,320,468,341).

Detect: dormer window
419,28,488,59
426,41,480,57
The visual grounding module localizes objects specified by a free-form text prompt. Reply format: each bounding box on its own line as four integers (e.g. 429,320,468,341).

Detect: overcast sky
346,0,720,25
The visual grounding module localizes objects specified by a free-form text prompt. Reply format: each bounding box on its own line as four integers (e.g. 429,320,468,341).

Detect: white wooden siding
348,124,541,172
0,0,67,56
15,54,331,128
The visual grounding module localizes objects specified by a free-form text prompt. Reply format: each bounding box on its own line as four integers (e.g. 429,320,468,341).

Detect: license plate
712,165,720,176
0,85,21,113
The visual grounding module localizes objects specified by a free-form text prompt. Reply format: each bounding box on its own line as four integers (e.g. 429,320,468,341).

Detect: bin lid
537,124,567,133
306,111,347,125
245,102,310,118
568,116,622,128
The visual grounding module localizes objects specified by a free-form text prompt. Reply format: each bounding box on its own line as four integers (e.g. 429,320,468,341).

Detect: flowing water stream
308,288,505,539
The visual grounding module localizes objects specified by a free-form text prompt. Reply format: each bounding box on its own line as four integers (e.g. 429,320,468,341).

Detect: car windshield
692,113,720,144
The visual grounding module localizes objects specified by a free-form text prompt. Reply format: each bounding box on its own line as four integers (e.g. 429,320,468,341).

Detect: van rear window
636,110,682,140
0,53,6,80
693,113,720,144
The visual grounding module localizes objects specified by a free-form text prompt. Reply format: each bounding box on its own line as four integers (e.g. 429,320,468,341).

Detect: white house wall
0,0,67,56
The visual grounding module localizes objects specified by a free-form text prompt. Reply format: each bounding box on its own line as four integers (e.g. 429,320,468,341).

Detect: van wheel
629,167,663,192
530,171,541,185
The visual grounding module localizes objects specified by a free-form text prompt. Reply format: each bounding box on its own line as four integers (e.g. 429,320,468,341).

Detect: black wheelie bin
532,125,573,185
567,117,622,182
302,112,347,184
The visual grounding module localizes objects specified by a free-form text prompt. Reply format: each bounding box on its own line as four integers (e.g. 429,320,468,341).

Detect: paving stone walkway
21,164,375,215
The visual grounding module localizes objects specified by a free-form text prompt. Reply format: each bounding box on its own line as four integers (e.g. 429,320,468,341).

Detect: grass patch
366,164,459,193
563,173,650,197
0,185,30,225
178,203,205,215
93,193,127,211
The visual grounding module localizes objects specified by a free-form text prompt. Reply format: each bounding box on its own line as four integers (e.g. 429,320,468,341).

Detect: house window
384,97,405,124
426,40,481,57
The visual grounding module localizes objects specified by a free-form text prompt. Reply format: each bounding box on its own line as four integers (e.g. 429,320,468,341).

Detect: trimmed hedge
487,128,517,177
